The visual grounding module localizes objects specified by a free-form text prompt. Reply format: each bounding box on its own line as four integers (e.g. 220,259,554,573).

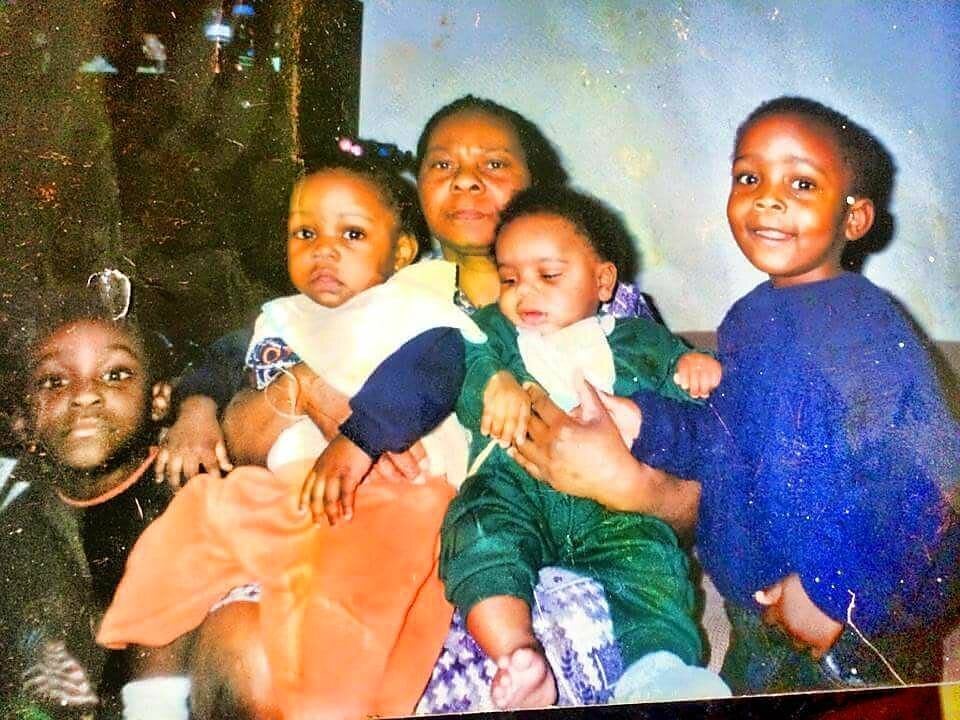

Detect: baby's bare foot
491,646,557,709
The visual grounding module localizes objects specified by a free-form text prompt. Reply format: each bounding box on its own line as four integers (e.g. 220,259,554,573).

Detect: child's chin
57,443,115,472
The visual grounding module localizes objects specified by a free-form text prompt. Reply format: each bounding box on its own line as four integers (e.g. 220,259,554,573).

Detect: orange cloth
97,460,455,719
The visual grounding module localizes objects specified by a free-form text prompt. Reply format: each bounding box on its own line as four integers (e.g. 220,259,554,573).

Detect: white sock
122,676,191,720
614,651,732,702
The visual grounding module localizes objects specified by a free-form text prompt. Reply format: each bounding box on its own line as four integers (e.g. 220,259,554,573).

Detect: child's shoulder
608,314,671,342
469,303,513,334
721,273,908,341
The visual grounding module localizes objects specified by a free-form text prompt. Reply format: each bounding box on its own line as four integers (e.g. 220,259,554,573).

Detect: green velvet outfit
440,305,704,668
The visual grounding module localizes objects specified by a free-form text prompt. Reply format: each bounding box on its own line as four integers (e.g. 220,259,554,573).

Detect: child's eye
102,367,134,383
430,159,452,171
541,273,561,281
790,178,816,192
734,172,758,186
343,228,365,241
37,375,65,390
292,228,315,242
486,159,506,170
499,277,516,286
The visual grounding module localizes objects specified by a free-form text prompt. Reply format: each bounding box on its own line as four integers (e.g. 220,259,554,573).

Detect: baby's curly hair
494,185,639,282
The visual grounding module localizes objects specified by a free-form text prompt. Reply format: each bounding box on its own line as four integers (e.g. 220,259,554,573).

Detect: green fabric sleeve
609,317,702,404
456,305,536,434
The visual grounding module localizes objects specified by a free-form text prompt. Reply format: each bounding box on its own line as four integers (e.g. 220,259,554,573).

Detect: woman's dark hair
300,154,430,258
415,95,568,187
495,185,639,281
735,96,897,270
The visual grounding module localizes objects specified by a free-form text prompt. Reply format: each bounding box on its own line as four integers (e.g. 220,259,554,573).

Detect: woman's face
418,110,531,256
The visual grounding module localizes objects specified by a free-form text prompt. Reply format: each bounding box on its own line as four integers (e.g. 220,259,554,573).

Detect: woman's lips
448,209,490,221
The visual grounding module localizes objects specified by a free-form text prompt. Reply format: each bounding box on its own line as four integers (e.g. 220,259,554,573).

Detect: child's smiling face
495,212,616,334
727,113,863,287
29,320,149,470
287,169,414,307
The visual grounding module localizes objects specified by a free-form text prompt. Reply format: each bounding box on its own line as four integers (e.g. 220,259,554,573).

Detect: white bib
516,315,616,412
252,260,482,489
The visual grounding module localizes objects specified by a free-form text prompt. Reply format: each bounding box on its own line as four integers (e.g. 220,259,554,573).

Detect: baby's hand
155,396,233,490
299,434,373,525
482,371,531,448
674,352,722,399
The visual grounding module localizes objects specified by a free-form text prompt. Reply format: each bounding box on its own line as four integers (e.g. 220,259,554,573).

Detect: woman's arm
221,364,351,466
223,328,465,468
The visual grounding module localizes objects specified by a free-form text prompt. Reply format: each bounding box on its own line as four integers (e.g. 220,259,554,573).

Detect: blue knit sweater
632,273,959,635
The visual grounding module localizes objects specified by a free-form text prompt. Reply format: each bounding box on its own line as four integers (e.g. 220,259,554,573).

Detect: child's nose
312,236,340,258
515,279,536,298
70,379,103,408
753,188,786,211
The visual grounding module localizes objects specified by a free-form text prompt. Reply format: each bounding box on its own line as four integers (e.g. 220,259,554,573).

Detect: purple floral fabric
416,568,623,713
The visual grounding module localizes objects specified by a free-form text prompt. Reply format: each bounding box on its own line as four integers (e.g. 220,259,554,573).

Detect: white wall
359,1,960,339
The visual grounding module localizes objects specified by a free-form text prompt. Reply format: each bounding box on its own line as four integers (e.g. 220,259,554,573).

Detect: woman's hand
569,382,643,448
289,364,352,440
512,376,636,501
299,434,373,525
513,375,700,536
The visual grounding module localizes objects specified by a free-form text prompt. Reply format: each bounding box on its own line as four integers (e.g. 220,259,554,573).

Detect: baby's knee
190,603,280,720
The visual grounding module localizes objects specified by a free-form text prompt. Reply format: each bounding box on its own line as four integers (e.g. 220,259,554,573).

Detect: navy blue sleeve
339,327,466,458
172,327,253,412
630,388,734,481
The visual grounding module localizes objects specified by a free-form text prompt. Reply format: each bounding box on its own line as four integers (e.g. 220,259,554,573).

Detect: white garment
250,260,483,490
516,314,617,412
0,456,26,513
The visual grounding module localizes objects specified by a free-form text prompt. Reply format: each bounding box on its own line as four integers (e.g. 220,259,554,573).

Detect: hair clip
87,268,132,321
336,136,415,169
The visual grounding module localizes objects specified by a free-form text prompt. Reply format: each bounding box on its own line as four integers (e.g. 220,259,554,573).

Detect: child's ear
393,233,418,272
596,262,618,303
843,197,875,242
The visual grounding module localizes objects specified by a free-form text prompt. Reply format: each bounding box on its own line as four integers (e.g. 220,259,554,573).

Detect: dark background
0,0,363,364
